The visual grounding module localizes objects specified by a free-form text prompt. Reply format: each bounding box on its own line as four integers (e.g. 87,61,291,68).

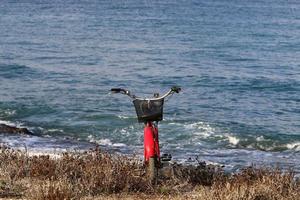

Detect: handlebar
110,86,181,100
111,88,126,94
171,86,181,93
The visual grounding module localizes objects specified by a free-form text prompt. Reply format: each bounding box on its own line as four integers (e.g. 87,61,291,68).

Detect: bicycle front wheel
147,157,158,184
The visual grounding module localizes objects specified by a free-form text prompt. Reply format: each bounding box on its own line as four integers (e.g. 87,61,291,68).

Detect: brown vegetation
0,145,299,200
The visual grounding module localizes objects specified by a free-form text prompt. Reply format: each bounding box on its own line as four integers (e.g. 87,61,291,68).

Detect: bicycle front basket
133,99,164,123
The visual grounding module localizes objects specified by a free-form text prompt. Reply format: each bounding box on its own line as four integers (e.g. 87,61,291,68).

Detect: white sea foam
117,115,130,119
0,120,17,127
112,143,127,147
47,129,64,133
0,120,28,130
184,121,215,138
286,142,300,151
88,135,127,147
97,138,113,145
205,160,222,166
4,110,16,116
22,147,90,159
168,122,182,126
256,136,265,142
112,127,133,137
184,121,206,129
1,134,96,159
227,135,240,145
120,128,127,134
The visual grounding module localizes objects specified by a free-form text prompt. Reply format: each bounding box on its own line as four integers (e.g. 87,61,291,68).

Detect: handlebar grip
171,86,181,93
111,88,123,93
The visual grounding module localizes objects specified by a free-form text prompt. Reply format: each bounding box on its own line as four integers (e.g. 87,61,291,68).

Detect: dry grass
208,167,300,200
0,145,299,200
0,145,149,199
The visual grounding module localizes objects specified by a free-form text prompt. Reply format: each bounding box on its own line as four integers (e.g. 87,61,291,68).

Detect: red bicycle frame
144,122,160,164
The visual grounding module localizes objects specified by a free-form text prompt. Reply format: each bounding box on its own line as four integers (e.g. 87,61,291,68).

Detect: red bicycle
111,86,181,183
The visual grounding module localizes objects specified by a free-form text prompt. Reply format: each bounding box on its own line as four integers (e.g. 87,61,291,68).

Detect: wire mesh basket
133,99,164,123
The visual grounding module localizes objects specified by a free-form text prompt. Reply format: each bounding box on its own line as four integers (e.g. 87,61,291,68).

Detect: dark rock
0,124,33,135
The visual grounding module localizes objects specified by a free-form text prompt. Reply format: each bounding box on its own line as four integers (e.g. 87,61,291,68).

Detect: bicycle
110,86,181,184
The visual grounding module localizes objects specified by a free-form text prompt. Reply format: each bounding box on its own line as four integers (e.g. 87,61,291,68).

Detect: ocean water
0,0,300,172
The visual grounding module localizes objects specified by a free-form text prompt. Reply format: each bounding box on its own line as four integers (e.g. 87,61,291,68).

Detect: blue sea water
0,0,300,171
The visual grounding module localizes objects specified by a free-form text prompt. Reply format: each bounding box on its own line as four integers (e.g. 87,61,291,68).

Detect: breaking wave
286,142,300,151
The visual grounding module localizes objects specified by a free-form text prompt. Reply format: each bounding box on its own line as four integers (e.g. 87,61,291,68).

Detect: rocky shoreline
0,123,34,135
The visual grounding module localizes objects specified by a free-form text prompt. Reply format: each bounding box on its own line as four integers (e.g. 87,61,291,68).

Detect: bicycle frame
144,122,160,164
